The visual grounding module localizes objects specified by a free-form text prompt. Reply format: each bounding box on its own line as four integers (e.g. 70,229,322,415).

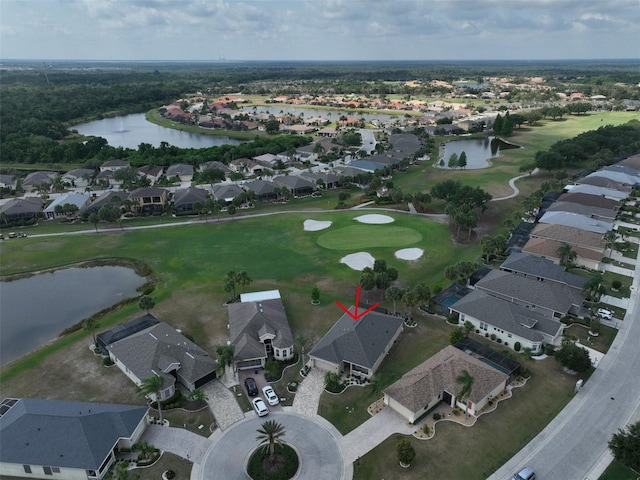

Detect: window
43,466,53,475
480,322,488,331
23,466,32,474
508,333,512,338
52,468,60,473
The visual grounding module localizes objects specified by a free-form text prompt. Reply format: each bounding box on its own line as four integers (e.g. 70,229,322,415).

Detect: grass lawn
563,323,617,353
602,271,633,299
599,459,638,480
317,225,422,249
353,355,576,480
162,407,216,436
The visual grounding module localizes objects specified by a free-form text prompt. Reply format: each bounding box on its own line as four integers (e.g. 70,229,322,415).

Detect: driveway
238,368,284,412
201,379,245,430
195,411,350,480
291,367,325,416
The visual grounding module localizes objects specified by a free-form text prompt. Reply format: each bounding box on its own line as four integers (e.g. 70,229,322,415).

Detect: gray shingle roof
227,297,294,361
383,345,507,412
0,398,147,470
451,289,563,341
107,322,216,388
166,163,194,177
244,179,276,196
309,308,403,370
212,184,243,201
173,187,208,205
500,252,587,289
557,192,621,211
474,269,585,315
0,197,43,216
546,201,617,221
530,223,605,250
566,184,628,200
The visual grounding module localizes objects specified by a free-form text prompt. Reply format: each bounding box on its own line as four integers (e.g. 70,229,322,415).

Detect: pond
73,113,243,149
0,266,146,366
438,136,518,169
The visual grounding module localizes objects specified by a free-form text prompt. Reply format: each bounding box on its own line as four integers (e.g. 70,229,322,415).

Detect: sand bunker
304,219,333,231
354,214,394,224
395,248,424,260
340,252,375,271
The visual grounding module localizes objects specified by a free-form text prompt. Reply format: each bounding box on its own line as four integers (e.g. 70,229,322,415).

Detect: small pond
0,266,146,366
438,136,518,169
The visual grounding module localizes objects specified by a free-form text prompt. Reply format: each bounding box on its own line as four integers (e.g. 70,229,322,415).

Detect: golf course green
317,225,422,250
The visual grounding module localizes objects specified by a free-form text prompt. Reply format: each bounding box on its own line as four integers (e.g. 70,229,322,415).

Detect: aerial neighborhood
1,62,640,480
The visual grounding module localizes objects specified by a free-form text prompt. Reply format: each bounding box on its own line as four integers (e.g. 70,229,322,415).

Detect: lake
0,266,146,366
73,113,243,149
439,136,516,169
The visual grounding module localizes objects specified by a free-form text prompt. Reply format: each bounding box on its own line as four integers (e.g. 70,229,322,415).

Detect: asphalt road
489,256,640,480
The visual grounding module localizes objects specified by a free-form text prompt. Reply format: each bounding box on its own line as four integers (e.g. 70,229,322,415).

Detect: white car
262,385,279,406
597,308,613,320
252,397,269,417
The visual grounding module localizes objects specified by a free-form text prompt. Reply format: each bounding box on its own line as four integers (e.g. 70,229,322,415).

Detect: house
62,168,95,188
545,201,617,222
107,321,217,401
565,184,628,201
21,171,56,192
557,192,621,212
253,153,279,167
500,252,587,290
244,179,278,202
0,197,43,223
0,397,148,480
522,237,604,271
273,176,315,197
79,191,125,218
127,187,169,214
200,161,230,175
346,160,387,174
450,289,564,353
166,163,194,183
95,170,117,188
307,307,403,379
229,158,263,176
0,174,17,189
99,159,130,173
211,184,244,204
538,211,612,234
227,290,294,370
137,165,164,185
173,186,208,215
383,345,509,423
281,124,316,135
96,314,161,354
474,269,585,319
44,193,91,219
299,171,340,189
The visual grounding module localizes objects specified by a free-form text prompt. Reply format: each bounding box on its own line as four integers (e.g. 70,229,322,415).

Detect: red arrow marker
336,285,380,321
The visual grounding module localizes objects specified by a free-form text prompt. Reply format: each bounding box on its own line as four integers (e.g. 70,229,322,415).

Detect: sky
1,0,639,62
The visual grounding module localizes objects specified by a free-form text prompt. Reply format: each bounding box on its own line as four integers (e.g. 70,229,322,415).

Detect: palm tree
385,286,404,316
557,243,577,268
216,345,235,376
83,316,99,346
223,270,237,301
256,420,287,460
402,287,418,321
414,282,431,309
89,213,99,233
235,271,252,293
456,369,475,419
139,374,165,423
359,271,376,303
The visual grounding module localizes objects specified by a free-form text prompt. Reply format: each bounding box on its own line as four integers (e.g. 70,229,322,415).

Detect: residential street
489,251,640,480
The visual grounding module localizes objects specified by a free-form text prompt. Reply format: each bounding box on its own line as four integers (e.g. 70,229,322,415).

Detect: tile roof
309,307,403,370
383,346,508,412
530,223,605,250
0,398,147,470
522,237,604,262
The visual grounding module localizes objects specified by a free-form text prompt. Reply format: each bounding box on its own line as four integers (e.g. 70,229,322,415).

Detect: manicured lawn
599,459,638,480
162,407,216,436
563,323,617,354
317,225,423,249
602,271,633,299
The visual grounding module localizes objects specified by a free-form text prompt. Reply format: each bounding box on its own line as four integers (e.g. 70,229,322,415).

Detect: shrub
103,357,114,366
433,413,441,420
422,424,431,435
432,285,443,295
514,342,521,352
490,333,496,341
497,338,502,344
485,333,489,338
452,408,461,416
612,280,622,290
447,312,460,324
449,328,465,345
397,439,416,466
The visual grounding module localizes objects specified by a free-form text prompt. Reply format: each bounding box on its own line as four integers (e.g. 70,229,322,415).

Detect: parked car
244,377,258,396
513,467,536,480
597,308,613,320
252,397,269,417
262,385,279,406
17,232,27,238
8,232,16,238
